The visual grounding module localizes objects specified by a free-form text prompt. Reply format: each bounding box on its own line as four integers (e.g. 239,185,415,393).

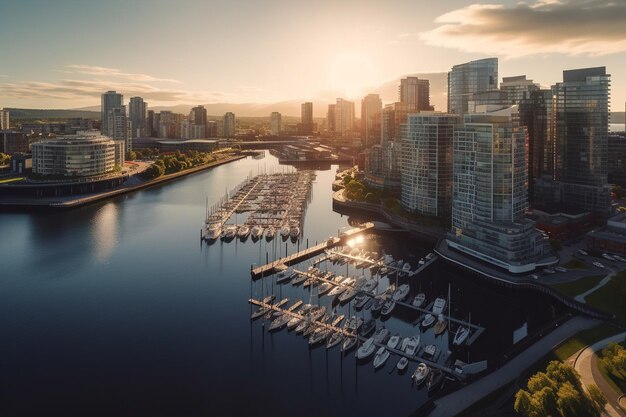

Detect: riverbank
0,154,246,210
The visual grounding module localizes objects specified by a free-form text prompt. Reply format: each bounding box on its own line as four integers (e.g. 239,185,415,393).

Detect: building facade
101,91,123,137
128,97,147,140
223,112,236,138
107,106,130,151
326,104,336,134
301,102,314,135
361,94,382,148
448,58,498,115
270,112,282,135
500,75,539,104
399,77,432,111
0,108,9,130
334,98,355,136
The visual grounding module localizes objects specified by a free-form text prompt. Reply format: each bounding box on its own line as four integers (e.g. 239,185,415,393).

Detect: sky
0,0,625,114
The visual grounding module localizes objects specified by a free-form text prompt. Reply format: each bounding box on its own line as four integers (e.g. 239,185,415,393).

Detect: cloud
420,0,626,58
387,32,415,45
64,65,181,83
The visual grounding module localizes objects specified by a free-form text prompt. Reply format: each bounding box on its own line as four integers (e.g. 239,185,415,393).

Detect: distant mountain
7,108,101,120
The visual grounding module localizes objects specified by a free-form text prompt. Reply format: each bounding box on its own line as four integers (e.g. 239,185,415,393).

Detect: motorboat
280,225,290,240
356,337,377,360
265,226,276,241
291,272,308,286
290,225,300,239
432,297,446,314
238,225,250,241
268,314,290,331
423,344,436,357
402,262,412,275
401,337,410,352
360,278,378,293
327,285,346,297
397,357,409,371
338,288,357,304
317,282,333,296
204,222,222,242
412,293,426,308
250,295,276,319
309,327,330,346
371,296,385,314
344,316,363,332
405,336,420,356
354,294,371,310
412,363,429,386
359,319,376,337
286,315,303,330
427,370,445,394
422,314,436,327
250,225,264,240
326,332,343,349
381,299,396,317
453,327,470,346
373,327,390,344
434,314,447,336
333,275,346,284
295,317,312,334
309,306,326,321
276,268,295,284
341,277,356,287
392,284,410,302
341,336,357,353
387,334,400,350
373,347,390,369
378,266,388,276
221,225,237,241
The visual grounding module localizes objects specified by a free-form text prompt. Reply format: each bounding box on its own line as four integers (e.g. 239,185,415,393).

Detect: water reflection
90,203,119,264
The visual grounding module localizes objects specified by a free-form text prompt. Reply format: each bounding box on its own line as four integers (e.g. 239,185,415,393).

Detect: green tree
126,150,137,161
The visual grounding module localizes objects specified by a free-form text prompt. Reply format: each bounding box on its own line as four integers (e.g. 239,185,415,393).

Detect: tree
0,152,10,165
126,150,137,161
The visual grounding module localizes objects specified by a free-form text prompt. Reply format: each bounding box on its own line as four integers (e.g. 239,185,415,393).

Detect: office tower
128,97,147,140
501,75,540,104
448,58,498,115
147,110,155,137
0,108,9,130
101,91,123,136
107,106,130,151
207,121,218,137
223,112,236,138
334,98,355,136
447,107,551,273
152,112,161,138
401,114,459,217
378,102,413,191
467,90,511,113
361,94,382,148
519,89,555,201
270,112,282,135
190,105,208,128
301,102,313,134
326,104,336,133
555,67,611,216
399,77,432,111
158,111,183,139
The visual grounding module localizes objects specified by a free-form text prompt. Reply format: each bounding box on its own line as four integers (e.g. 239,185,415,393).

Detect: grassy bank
586,271,626,325
551,275,604,297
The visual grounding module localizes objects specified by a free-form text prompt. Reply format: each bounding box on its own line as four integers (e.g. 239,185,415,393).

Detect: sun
330,53,379,99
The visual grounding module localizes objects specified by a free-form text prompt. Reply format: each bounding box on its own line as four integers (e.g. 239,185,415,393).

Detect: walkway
575,267,618,303
571,332,626,417
428,316,599,417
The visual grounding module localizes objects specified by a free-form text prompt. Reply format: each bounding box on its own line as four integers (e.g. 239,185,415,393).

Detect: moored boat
356,337,377,360
373,347,390,369
387,334,400,350
412,363,429,386
412,293,426,308
397,357,409,371
453,327,470,346
422,313,436,327
434,314,448,336
392,284,410,302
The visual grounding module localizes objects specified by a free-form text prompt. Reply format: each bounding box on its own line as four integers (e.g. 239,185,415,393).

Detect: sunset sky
0,0,624,114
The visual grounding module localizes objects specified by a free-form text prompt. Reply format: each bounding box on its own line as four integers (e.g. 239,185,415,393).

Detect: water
0,155,562,416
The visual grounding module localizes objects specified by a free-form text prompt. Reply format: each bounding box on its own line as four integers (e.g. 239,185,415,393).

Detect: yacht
387,334,400,350
268,314,290,331
204,222,222,242
405,336,420,356
250,225,264,240
381,299,396,317
338,288,357,303
373,327,390,344
265,226,276,241
341,336,357,353
295,317,312,334
427,370,445,393
280,225,290,240
291,272,308,286
373,347,390,369
354,294,371,310
397,357,409,372
356,337,377,360
432,297,446,314
412,293,426,308
326,332,343,349
359,319,376,337
317,282,333,296
344,316,363,332
360,278,378,293
392,284,410,302
412,363,429,386
453,327,470,346
327,284,346,297
309,327,330,346
237,225,250,240
286,315,303,330
222,225,237,241
422,313,436,327
434,314,447,336
371,296,385,314
276,268,295,284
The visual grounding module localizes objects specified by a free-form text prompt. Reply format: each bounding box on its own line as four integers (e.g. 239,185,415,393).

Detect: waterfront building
447,106,552,273
107,106,131,151
448,58,498,115
378,102,413,191
0,108,9,130
32,133,124,177
301,102,314,134
326,104,336,133
223,112,236,138
128,97,147,140
270,112,281,135
361,94,382,148
401,113,458,217
101,91,123,136
399,77,432,111
608,134,626,187
500,75,540,104
334,98,355,136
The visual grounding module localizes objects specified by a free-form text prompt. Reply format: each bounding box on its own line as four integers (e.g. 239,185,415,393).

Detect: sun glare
330,53,379,99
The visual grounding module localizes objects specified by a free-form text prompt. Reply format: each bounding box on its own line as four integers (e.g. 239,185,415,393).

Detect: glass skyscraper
448,58,498,115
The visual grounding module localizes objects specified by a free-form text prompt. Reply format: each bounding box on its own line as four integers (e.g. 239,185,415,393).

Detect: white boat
205,222,222,241
237,225,250,239
423,344,436,357
289,225,300,239
387,334,400,349
286,315,302,330
327,285,346,297
432,297,446,314
373,347,390,369
412,293,426,308
338,288,357,303
373,327,390,344
422,313,436,327
392,284,410,302
412,363,429,385
400,337,411,352
405,336,420,356
402,262,412,274
326,332,343,349
265,226,276,241
453,327,470,346
280,225,290,238
251,225,264,240
356,337,377,359
397,357,409,371
381,299,396,317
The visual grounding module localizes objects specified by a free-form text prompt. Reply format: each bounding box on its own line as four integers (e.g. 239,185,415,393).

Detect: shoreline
0,154,246,210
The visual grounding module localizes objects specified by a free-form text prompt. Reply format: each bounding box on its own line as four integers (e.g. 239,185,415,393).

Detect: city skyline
0,0,625,113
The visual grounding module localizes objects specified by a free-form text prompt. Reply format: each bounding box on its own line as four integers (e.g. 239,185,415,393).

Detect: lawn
551,274,605,297
598,355,626,396
586,271,626,325
563,258,587,269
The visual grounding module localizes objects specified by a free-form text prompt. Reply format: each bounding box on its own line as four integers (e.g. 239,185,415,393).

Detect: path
571,332,626,417
575,267,617,303
427,316,599,417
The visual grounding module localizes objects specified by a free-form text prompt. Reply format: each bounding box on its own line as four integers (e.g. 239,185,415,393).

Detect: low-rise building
587,212,626,255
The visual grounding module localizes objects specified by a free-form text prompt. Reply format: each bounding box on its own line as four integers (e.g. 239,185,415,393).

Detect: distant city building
32,133,124,177
501,75,540,104
467,90,511,113
101,91,123,136
189,105,208,127
128,97,147,140
334,98,355,136
301,102,314,134
0,108,9,130
147,110,155,137
223,112,236,138
270,112,282,135
401,113,459,217
158,111,184,139
207,121,218,138
448,58,498,115
399,77,432,111
587,212,626,256
447,107,552,273
361,94,382,148
107,106,130,151
608,134,626,187
326,104,336,133
1,131,34,155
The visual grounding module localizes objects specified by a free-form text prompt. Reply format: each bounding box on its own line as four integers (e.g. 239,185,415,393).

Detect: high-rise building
128,97,147,140
301,102,313,134
501,75,540,104
361,94,382,148
190,106,208,128
107,106,130,151
326,104,336,133
207,121,218,138
401,114,459,217
334,98,355,136
448,58,498,115
152,112,161,138
147,110,155,137
447,107,551,273
270,112,282,135
158,111,183,139
223,112,236,138
0,108,9,130
399,77,432,111
555,67,611,216
101,91,123,136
